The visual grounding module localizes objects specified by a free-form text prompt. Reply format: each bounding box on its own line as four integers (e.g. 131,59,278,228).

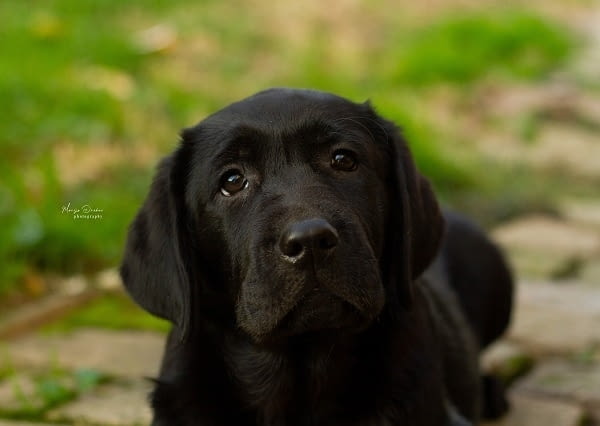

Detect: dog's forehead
201,88,370,134
182,89,390,193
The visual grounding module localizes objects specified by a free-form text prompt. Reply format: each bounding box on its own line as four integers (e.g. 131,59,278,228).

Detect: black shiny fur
121,88,513,426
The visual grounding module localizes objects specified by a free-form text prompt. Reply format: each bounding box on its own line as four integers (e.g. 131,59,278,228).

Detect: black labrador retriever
121,88,513,426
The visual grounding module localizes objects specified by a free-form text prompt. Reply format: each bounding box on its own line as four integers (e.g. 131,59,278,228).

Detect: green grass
42,293,170,333
389,11,574,86
0,0,578,296
371,96,479,193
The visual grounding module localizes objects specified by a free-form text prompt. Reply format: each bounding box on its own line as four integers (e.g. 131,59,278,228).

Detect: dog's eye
331,149,358,172
220,170,249,196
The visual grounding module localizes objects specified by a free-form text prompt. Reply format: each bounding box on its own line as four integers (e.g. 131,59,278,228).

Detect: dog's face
185,90,390,341
121,89,444,344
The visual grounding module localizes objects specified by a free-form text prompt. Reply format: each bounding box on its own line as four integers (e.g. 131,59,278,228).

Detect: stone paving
4,330,164,379
1,269,599,425
0,330,161,426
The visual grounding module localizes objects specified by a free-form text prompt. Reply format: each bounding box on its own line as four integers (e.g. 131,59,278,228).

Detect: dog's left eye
220,170,249,196
331,149,358,172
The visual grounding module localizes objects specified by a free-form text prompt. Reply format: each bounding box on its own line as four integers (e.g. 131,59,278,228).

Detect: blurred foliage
42,293,170,332
391,11,573,85
0,0,577,295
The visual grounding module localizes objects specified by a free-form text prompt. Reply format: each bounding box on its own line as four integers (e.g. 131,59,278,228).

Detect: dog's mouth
270,286,369,339
236,272,382,345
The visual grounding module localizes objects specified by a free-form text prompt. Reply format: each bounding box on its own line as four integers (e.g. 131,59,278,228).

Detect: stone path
0,330,161,426
1,270,599,425
4,330,163,379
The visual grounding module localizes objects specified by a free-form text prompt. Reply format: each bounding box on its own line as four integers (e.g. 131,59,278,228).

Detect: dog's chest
226,342,369,425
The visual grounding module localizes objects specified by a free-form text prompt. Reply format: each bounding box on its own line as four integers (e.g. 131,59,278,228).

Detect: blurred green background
0,0,597,304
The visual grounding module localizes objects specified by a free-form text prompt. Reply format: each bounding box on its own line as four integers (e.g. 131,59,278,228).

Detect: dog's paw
481,374,510,419
445,402,473,426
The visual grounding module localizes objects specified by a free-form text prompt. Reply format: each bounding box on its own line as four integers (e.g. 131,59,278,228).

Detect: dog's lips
272,285,370,337
236,267,383,344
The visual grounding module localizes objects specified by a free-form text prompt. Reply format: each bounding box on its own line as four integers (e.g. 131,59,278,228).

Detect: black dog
121,88,513,426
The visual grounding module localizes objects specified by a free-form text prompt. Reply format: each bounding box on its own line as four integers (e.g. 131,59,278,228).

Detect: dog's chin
250,288,378,345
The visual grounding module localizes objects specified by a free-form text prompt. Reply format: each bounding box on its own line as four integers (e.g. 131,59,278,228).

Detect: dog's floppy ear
120,152,193,338
378,117,445,309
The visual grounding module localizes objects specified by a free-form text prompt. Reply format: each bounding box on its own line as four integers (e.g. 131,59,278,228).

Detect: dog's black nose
280,218,339,260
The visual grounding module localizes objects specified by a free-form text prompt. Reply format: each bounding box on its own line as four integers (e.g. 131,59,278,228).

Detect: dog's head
121,88,444,343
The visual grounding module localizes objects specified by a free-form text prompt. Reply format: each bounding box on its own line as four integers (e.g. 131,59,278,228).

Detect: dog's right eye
331,149,358,172
220,170,249,196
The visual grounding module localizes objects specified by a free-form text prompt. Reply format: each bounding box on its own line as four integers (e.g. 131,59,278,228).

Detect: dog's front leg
445,402,473,426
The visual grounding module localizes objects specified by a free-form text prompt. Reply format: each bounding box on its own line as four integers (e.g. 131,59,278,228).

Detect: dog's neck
223,331,368,425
